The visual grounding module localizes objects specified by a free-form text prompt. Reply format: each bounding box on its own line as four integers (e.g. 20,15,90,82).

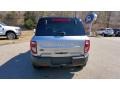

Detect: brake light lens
30,41,37,54
52,18,71,22
84,40,90,53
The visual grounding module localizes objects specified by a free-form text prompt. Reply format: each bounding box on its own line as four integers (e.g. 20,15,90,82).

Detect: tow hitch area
72,56,84,65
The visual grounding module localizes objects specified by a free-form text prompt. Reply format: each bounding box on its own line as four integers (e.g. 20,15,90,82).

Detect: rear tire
32,62,40,69
74,65,84,71
7,32,16,40
75,61,87,70
15,35,19,39
32,62,49,69
102,33,105,37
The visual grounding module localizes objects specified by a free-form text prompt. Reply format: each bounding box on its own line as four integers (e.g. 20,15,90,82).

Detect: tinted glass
113,29,120,30
35,18,85,36
0,22,6,26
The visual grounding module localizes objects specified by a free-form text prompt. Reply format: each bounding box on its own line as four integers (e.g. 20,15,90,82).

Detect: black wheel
7,32,16,40
118,33,120,37
75,61,87,70
74,65,84,71
115,34,117,37
32,62,49,69
32,62,40,69
102,33,105,37
105,34,107,37
113,34,115,37
15,35,19,39
76,65,84,68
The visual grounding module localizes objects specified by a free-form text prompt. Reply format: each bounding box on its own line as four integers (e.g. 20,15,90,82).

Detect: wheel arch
5,30,16,36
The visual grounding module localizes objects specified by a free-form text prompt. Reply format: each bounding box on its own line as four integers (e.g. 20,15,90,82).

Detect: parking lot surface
0,37,120,79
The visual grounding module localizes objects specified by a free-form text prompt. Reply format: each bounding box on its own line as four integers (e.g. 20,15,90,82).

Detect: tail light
84,40,90,53
52,18,71,22
30,41,37,54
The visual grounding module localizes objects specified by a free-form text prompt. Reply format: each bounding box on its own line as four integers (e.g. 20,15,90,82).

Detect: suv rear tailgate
32,36,89,57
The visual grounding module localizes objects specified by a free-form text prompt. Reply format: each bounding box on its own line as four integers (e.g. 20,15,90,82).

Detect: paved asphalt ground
0,37,120,79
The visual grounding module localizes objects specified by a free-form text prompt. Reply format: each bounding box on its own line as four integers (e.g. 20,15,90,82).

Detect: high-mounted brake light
52,18,71,22
84,40,90,53
30,41,37,54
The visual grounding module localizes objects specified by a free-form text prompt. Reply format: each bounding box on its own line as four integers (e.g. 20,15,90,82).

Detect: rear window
113,29,120,31
35,18,85,36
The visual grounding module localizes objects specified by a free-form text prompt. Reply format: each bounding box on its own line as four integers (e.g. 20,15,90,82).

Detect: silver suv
97,28,114,37
30,17,90,68
0,22,21,39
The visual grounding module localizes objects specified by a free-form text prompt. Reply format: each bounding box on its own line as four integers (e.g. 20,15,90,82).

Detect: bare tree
106,11,112,28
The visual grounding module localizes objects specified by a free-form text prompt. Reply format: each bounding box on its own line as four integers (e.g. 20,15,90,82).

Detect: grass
0,30,34,46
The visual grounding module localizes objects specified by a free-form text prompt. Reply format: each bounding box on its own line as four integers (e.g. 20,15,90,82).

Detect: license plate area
51,57,71,65
55,52,68,54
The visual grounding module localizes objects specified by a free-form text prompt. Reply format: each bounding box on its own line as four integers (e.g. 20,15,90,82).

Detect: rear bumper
31,55,88,67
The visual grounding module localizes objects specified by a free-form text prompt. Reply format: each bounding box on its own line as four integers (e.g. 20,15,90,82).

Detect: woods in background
0,11,119,30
